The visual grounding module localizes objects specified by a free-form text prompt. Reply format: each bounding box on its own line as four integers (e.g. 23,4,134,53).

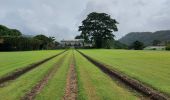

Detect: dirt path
77,50,169,100
63,52,78,100
22,53,67,100
0,50,66,86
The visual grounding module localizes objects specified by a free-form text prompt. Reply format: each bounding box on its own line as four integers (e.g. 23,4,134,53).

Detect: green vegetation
80,49,170,95
130,41,145,50
78,12,118,48
0,49,169,99
166,44,170,50
0,24,59,51
0,25,22,36
35,51,71,100
0,50,63,77
0,51,66,99
75,51,138,100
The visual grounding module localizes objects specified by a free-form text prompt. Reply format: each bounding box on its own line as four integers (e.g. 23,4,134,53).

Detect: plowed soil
63,53,77,100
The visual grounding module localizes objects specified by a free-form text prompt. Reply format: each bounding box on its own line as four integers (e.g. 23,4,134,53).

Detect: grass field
0,49,169,99
35,51,71,100
80,49,170,95
0,50,64,77
0,50,66,99
74,51,138,100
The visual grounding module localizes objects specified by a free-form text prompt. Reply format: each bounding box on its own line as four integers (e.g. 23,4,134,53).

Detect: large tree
78,12,118,48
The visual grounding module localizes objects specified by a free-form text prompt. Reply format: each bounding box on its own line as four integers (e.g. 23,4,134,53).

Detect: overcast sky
0,0,170,40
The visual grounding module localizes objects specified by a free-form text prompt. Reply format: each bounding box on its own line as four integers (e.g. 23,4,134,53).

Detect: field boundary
77,50,169,100
0,50,67,85
63,50,78,100
22,52,68,100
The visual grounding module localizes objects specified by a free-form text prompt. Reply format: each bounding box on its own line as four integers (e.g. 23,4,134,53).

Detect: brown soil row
63,52,78,100
22,52,67,100
0,50,66,86
77,50,169,100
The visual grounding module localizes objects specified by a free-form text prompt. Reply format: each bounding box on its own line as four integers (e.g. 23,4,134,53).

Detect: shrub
166,45,170,50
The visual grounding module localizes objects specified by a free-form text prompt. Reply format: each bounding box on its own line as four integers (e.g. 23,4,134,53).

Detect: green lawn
35,50,71,100
75,50,138,100
80,49,170,95
0,50,64,77
0,51,66,100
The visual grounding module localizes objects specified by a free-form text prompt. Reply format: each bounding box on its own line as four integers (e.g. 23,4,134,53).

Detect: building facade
144,46,166,50
60,39,84,47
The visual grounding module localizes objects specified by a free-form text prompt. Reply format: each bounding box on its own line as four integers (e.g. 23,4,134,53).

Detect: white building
144,46,166,50
60,39,84,47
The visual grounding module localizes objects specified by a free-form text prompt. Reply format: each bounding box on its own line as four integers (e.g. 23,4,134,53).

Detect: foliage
74,35,83,39
34,35,56,50
1,37,42,51
78,12,118,48
166,44,170,50
0,24,59,51
130,41,144,50
0,25,22,36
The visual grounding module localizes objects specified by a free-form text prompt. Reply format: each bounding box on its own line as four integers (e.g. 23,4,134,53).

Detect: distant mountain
119,30,170,46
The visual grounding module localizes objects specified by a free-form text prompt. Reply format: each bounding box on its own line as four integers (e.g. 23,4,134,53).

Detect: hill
119,30,170,46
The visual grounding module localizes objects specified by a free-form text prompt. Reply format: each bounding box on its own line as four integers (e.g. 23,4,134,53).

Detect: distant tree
78,12,118,48
0,25,10,36
152,40,161,46
130,41,144,50
34,34,50,49
0,24,60,51
166,44,170,50
10,29,22,36
75,35,83,39
54,41,59,46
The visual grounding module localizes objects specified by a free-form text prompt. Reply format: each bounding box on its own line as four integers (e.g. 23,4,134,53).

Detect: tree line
0,25,59,51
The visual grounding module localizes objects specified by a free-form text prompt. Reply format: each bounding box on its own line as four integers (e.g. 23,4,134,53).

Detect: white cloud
0,0,170,40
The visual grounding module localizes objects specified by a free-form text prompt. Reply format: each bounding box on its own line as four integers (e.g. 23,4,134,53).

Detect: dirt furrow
0,50,66,86
22,53,67,100
77,50,169,100
63,52,78,100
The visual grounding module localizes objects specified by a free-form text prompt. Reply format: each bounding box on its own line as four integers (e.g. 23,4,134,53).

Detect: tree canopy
0,24,59,51
78,12,118,48
74,35,83,39
0,25,22,36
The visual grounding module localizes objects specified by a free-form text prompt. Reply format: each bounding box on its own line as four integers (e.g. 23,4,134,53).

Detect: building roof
145,46,166,48
144,46,166,50
61,39,84,42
